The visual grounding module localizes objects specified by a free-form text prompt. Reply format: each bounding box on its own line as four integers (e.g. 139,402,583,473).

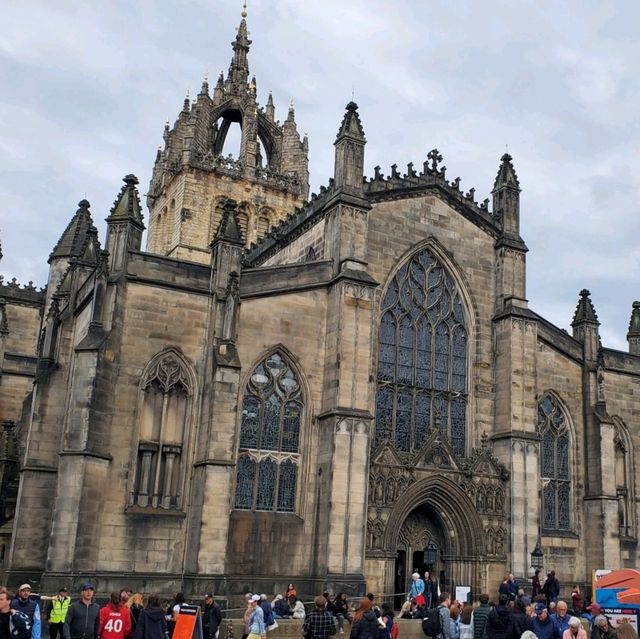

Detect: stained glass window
538,394,571,531
375,247,468,456
234,352,302,512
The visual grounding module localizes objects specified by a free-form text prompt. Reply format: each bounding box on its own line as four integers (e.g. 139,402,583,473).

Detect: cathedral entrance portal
394,505,446,609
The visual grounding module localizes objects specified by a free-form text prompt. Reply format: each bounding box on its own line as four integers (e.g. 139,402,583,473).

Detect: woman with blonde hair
126,594,144,632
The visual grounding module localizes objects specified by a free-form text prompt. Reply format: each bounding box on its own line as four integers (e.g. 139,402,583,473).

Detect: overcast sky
1,0,638,350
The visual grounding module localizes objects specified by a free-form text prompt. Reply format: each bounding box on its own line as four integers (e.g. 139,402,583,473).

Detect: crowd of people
1,575,638,639
396,571,636,639
0,583,223,639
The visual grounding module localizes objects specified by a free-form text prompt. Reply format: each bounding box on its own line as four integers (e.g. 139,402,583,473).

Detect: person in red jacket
99,593,132,639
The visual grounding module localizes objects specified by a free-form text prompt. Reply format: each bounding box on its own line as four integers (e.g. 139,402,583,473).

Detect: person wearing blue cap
63,584,99,639
532,602,562,639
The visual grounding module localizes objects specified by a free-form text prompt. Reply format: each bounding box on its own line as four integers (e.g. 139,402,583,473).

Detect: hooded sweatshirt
350,611,379,639
482,604,512,639
133,608,167,639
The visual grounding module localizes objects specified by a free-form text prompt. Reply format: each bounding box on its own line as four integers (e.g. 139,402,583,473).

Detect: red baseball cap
587,603,602,611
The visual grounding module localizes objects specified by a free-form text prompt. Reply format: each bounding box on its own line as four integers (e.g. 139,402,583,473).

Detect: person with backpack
422,592,451,639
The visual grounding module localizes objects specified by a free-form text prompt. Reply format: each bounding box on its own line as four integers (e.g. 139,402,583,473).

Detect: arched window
614,417,635,539
375,247,468,456
537,394,571,532
234,352,302,512
132,350,194,510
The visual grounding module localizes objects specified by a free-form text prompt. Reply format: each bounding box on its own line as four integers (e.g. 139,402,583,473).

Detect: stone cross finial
427,148,443,172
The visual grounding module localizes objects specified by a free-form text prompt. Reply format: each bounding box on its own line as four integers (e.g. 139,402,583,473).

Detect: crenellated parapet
0,276,46,307
363,148,500,236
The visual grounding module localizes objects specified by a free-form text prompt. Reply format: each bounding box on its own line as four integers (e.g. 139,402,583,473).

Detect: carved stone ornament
143,352,192,395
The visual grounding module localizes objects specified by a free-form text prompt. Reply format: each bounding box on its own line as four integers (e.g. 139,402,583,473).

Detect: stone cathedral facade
1,15,640,601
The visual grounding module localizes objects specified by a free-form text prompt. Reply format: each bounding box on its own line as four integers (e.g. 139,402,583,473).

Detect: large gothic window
538,394,571,532
375,247,468,457
234,353,302,512
132,350,194,510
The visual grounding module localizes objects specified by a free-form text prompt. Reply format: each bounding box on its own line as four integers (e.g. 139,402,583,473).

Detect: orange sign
173,605,203,639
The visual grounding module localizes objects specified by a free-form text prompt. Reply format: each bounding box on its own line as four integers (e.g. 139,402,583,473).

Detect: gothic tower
146,9,309,264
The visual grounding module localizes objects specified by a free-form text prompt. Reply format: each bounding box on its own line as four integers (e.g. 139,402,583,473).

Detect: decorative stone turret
333,101,366,196
572,289,600,361
46,199,98,312
628,301,640,356
493,154,527,312
105,174,145,273
145,8,309,263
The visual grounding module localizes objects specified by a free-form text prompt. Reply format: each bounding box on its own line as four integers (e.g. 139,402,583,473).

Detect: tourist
457,603,472,639
512,598,532,637
202,595,222,639
126,595,144,632
133,595,167,639
616,622,639,639
247,595,266,639
241,595,253,639
63,584,100,639
99,592,132,639
409,573,426,607
448,601,460,639
436,593,452,639
508,574,519,602
470,593,490,639
290,597,305,620
481,594,512,639
285,585,297,600
552,601,574,634
499,576,510,599
273,596,290,619
532,570,543,599
350,599,378,639
592,615,616,639
563,616,587,639
522,632,540,639
532,602,561,639
259,595,275,629
571,587,583,616
399,598,415,619
543,572,561,606
331,593,352,633
427,575,439,611
11,585,41,639
0,586,31,639
48,588,71,639
119,592,132,608
380,603,393,639
303,596,336,639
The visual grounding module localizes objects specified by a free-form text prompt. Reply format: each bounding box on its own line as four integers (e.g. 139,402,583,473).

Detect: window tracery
614,418,635,538
375,247,468,457
132,351,193,510
537,394,571,532
234,352,302,512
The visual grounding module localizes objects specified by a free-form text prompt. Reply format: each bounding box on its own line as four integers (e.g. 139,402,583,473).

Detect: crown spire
229,5,252,86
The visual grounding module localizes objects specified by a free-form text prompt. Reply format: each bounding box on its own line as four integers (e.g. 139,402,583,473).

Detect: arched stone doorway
394,504,446,609
383,476,486,603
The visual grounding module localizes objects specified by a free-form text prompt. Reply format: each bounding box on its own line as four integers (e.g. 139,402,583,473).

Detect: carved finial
241,0,247,18
572,289,600,326
480,431,489,448
427,148,443,172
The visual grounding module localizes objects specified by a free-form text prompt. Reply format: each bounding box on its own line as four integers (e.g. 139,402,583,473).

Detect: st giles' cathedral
0,10,639,601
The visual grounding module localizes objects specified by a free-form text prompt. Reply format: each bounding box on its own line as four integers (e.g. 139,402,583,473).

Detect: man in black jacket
542,571,561,606
63,584,99,639
470,594,490,639
202,595,223,639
